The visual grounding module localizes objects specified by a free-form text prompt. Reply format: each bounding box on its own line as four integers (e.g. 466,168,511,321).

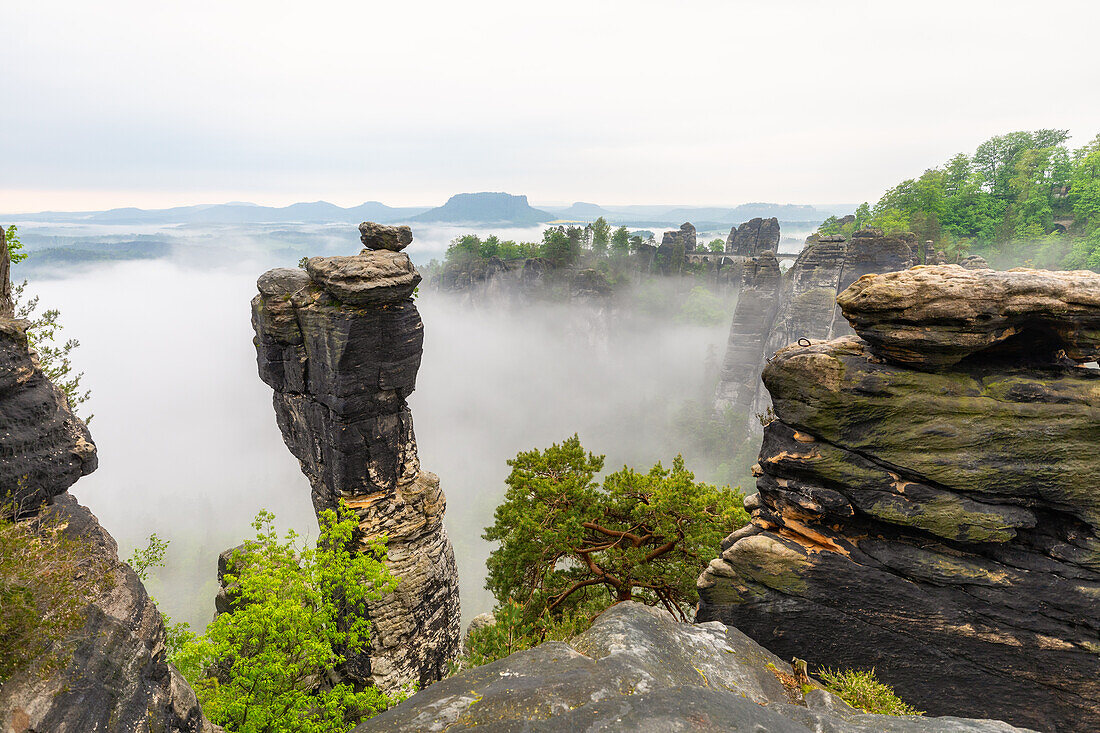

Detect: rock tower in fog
251,222,460,694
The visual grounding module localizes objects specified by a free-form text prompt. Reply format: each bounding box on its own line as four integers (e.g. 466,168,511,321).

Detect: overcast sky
3,0,1099,213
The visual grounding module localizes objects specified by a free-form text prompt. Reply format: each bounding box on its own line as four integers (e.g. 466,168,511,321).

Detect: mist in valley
17,235,746,628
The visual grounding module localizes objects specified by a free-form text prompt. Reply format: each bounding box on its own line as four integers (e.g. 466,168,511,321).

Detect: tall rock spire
251,222,460,693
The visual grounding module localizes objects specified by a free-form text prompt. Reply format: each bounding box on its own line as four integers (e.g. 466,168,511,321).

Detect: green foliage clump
5,224,27,264
818,668,924,716
173,506,399,733
0,501,113,683
816,129,1100,270
677,286,728,325
483,435,747,625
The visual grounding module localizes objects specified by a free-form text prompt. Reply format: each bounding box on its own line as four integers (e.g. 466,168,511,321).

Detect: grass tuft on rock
818,667,924,716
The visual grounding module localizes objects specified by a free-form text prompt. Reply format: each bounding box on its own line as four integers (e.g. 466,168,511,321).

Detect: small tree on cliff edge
174,505,399,733
483,435,747,624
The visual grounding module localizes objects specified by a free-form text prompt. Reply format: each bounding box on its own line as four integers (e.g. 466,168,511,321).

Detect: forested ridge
820,129,1100,269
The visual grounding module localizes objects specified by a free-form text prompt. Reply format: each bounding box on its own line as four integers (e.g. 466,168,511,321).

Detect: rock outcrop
357,602,1031,732
726,217,781,256
0,241,213,732
251,226,460,694
698,265,1100,732
715,229,924,418
1,496,216,733
714,251,782,414
0,246,97,514
661,221,697,252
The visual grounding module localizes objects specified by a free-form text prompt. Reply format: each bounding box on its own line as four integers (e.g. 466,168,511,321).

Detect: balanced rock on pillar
251,224,459,694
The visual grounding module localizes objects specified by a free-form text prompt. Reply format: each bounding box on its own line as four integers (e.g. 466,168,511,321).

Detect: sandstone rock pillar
251,222,460,694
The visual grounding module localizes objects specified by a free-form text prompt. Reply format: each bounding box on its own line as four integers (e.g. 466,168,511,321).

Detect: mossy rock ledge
698,265,1100,733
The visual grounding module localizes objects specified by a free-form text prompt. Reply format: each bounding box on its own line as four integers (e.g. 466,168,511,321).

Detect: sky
3,0,1100,213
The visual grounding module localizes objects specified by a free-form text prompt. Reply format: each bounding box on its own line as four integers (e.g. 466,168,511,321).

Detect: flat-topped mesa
838,264,1100,368
698,266,1100,732
251,226,460,694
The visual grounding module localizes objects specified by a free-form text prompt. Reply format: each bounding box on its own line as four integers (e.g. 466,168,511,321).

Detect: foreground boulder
357,602,1030,732
698,266,1100,732
0,240,213,732
251,227,460,694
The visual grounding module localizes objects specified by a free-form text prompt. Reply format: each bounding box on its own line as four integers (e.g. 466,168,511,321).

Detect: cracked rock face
661,221,697,252
0,496,217,733
698,267,1100,733
251,232,460,694
355,602,1031,732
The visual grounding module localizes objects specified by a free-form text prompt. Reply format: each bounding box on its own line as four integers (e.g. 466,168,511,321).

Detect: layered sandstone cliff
250,223,460,694
698,265,1100,732
715,229,938,417
0,238,213,733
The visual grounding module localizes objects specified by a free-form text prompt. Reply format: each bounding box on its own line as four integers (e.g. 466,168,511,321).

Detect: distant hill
10,201,430,225
411,193,553,225
543,202,614,220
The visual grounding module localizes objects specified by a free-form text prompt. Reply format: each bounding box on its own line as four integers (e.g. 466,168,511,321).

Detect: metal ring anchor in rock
797,338,812,347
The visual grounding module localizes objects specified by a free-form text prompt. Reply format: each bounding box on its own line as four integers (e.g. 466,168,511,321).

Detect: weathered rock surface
0,245,213,731
699,268,1100,732
714,251,782,413
252,227,460,694
661,221,697,252
726,217,781,256
304,249,421,305
838,264,1100,368
715,229,922,418
357,602,1031,732
0,496,217,733
359,221,413,252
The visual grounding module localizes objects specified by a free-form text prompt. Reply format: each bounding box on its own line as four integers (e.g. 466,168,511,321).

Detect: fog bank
21,257,731,627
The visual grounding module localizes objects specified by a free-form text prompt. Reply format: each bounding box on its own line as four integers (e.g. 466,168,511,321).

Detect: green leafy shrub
818,668,924,716
174,505,400,733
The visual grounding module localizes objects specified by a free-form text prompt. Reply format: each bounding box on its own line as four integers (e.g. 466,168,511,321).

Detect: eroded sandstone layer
251,224,460,694
356,602,1031,732
698,265,1100,732
0,240,213,732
